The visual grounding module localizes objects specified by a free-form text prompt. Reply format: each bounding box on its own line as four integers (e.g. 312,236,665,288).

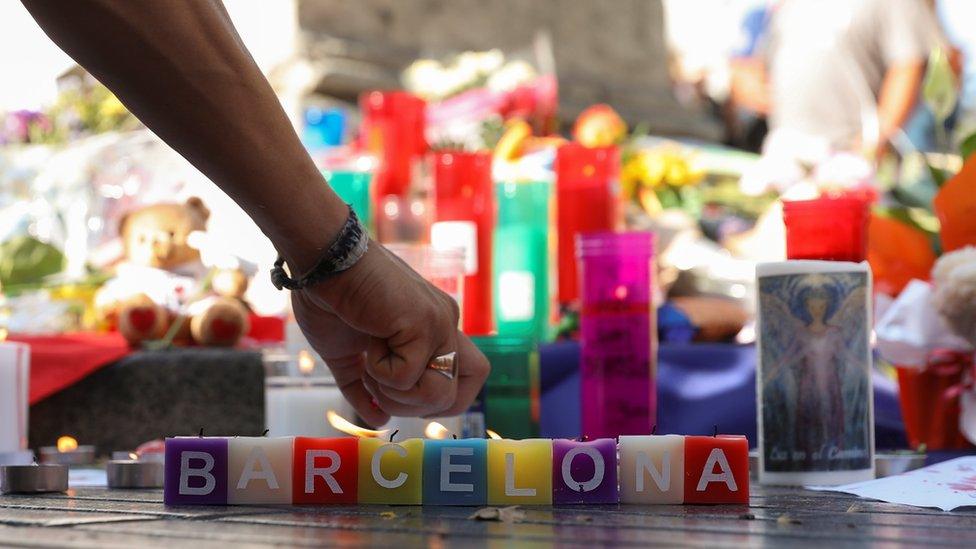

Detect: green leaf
960,131,976,162
922,48,958,125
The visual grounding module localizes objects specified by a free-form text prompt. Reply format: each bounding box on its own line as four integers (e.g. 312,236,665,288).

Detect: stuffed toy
95,197,249,347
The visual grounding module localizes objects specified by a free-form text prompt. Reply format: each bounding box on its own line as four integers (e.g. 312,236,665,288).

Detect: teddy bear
95,197,250,347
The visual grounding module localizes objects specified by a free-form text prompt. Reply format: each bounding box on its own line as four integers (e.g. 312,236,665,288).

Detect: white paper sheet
808,456,976,511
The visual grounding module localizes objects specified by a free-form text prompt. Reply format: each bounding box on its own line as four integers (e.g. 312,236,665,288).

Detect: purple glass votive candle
551,438,618,504
576,231,656,439
163,437,228,505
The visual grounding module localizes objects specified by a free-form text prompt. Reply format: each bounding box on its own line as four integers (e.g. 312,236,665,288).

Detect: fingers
430,332,490,417
363,292,457,391
326,353,390,427
364,331,490,419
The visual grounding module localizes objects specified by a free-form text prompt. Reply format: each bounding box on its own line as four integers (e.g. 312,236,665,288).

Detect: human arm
20,0,489,425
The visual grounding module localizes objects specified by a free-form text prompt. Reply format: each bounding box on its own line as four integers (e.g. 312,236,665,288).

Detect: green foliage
0,236,66,290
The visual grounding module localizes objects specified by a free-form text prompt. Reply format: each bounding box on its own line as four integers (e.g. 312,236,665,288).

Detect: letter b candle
163,437,228,505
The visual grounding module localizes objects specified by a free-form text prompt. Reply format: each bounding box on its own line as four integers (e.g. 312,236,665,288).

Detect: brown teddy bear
95,197,250,347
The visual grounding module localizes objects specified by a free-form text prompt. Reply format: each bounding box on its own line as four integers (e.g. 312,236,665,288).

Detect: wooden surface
1,485,975,548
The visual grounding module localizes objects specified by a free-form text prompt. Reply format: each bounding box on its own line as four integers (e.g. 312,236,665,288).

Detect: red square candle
683,435,749,504
292,437,359,504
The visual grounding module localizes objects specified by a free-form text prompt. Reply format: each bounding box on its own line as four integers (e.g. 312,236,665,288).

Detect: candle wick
452,434,458,440
198,427,204,438
262,429,270,437
713,425,718,438
652,425,657,435
389,429,399,443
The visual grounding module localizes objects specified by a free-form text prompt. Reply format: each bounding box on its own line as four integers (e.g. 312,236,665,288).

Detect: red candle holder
782,196,869,262
555,143,619,305
359,90,427,203
431,150,494,335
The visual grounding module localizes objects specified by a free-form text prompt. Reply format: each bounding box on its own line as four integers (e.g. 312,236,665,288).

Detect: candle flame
424,421,451,439
57,436,79,452
298,350,315,375
129,452,138,460
0,328,7,342
486,429,502,440
326,410,388,438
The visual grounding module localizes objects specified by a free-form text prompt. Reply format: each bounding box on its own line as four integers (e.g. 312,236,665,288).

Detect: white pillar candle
756,260,874,486
265,377,353,438
0,342,30,454
618,434,684,504
227,437,294,504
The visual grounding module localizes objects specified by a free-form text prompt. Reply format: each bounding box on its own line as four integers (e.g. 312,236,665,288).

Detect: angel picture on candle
758,271,871,472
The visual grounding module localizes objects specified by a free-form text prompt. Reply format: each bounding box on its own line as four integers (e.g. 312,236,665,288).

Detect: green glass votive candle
473,336,539,439
493,180,551,340
323,170,372,232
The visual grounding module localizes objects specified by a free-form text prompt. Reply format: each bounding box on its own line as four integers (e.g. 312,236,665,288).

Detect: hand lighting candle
486,438,552,505
164,436,229,505
422,437,487,505
551,438,618,504
618,434,684,504
227,437,294,504
358,436,424,505
292,436,358,504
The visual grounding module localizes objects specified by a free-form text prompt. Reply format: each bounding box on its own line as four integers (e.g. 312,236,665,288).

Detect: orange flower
934,154,976,252
867,214,936,295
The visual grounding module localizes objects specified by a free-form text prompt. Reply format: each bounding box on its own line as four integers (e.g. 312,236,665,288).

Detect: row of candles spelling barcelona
164,433,747,506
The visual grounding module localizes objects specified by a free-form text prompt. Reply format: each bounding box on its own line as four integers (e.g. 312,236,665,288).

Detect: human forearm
876,61,925,147
21,0,346,272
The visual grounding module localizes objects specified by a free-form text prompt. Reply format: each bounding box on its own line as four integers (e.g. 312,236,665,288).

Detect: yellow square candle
358,438,424,504
487,438,552,505
227,437,294,504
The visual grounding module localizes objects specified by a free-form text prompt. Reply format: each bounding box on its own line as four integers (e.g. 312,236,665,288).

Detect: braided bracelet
270,206,368,291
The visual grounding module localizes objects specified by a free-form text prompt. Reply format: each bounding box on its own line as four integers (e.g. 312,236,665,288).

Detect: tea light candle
422,438,487,506
618,434,685,504
486,438,552,505
39,437,95,466
551,438,618,504
1,464,68,494
106,457,164,489
358,437,424,504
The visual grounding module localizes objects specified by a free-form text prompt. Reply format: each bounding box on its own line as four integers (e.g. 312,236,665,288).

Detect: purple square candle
164,437,228,505
551,438,618,504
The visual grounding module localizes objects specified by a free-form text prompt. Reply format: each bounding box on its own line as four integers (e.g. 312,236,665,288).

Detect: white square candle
227,437,294,504
618,435,684,504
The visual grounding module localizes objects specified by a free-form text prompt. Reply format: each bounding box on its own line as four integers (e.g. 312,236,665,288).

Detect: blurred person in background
732,0,944,166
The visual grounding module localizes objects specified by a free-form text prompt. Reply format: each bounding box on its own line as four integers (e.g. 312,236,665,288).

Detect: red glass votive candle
782,197,869,262
359,90,427,204
556,143,620,305
577,231,656,440
431,150,494,335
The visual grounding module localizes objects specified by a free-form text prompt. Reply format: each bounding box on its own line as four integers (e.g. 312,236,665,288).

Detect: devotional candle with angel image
756,260,874,486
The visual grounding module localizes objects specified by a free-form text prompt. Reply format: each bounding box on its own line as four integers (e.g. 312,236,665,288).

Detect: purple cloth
539,342,908,449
